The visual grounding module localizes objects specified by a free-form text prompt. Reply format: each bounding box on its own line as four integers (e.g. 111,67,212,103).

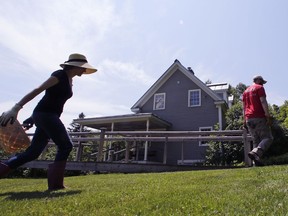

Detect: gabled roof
131,59,224,112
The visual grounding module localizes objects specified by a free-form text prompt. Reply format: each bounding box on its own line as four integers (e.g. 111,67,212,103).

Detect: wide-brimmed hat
253,75,267,84
60,53,97,74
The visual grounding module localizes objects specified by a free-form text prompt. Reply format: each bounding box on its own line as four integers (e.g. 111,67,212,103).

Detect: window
217,92,224,99
199,127,212,146
188,89,201,107
153,93,166,110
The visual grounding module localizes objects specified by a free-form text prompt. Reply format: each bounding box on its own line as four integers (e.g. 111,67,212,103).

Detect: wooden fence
25,129,253,170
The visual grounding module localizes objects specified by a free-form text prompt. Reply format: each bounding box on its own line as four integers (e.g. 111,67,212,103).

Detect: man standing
242,75,273,164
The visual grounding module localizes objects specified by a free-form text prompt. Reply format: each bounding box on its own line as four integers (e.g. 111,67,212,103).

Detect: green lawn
1,165,288,216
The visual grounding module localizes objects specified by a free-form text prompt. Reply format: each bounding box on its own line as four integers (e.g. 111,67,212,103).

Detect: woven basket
0,120,30,154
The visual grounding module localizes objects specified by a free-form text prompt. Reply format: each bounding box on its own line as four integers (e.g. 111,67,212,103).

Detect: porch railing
26,129,253,167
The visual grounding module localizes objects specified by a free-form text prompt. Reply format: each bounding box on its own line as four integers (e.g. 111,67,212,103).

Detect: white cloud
0,0,126,71
66,98,130,117
1,0,288,133
193,63,215,83
100,59,155,86
61,97,132,129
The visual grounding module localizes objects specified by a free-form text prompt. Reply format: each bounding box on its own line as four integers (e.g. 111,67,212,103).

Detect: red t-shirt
242,83,266,119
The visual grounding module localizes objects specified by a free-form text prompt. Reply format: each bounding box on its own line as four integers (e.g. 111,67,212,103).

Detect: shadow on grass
0,190,82,200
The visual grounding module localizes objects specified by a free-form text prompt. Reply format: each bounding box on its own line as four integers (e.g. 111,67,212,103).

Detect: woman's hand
0,103,22,126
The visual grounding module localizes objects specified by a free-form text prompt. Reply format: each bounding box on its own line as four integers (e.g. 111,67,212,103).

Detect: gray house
74,60,231,165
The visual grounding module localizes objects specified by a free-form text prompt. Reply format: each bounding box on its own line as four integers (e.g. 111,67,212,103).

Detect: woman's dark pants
6,112,73,169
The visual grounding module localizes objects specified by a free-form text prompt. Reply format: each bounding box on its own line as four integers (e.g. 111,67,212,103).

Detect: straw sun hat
60,53,97,74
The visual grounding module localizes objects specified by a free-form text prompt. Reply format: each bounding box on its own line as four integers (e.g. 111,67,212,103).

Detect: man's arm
260,96,272,125
260,96,270,117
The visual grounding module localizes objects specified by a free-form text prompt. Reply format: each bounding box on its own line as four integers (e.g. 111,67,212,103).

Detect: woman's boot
47,161,67,190
0,162,10,178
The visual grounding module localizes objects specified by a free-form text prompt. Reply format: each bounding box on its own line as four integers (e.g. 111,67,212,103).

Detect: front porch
18,129,253,172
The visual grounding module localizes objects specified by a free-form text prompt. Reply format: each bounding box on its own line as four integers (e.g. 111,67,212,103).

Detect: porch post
243,129,252,166
181,139,184,164
125,141,130,163
75,125,84,161
107,122,114,161
163,136,168,164
144,119,150,161
217,105,223,130
97,127,106,162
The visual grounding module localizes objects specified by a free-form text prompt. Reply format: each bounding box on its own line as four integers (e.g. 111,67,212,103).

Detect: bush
265,121,288,156
262,152,288,165
205,141,244,166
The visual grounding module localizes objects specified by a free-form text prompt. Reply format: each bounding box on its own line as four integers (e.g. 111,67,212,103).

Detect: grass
1,165,288,216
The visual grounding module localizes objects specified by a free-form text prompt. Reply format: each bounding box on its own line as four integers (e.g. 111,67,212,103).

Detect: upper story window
153,93,166,110
188,89,201,107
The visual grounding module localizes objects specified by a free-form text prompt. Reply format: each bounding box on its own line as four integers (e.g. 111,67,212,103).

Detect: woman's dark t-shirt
33,70,73,116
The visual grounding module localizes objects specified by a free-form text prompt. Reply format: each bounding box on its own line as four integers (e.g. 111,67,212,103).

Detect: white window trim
199,126,213,146
188,89,201,107
153,93,166,110
177,159,205,165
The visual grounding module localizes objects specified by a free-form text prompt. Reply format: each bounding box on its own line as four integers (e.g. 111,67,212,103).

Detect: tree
67,112,87,132
225,101,244,130
227,83,247,101
205,79,212,84
273,101,288,129
265,102,288,157
206,83,247,165
67,113,97,162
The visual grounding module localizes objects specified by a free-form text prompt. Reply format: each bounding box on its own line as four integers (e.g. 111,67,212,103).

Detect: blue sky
0,0,287,129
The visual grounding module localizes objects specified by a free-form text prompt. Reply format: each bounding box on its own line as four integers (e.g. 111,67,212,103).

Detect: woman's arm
0,76,59,126
17,76,59,107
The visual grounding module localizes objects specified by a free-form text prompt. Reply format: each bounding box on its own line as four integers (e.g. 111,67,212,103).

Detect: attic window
188,89,201,107
153,93,166,110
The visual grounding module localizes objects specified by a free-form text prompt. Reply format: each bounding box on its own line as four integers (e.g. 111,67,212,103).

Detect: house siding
140,69,219,164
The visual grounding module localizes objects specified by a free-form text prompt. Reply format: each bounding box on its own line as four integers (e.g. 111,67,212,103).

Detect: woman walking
0,53,97,190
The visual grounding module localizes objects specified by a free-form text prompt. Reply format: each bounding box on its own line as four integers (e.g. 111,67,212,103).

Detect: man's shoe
248,151,260,162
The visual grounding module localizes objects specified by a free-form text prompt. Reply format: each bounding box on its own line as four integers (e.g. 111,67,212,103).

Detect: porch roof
73,113,172,131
